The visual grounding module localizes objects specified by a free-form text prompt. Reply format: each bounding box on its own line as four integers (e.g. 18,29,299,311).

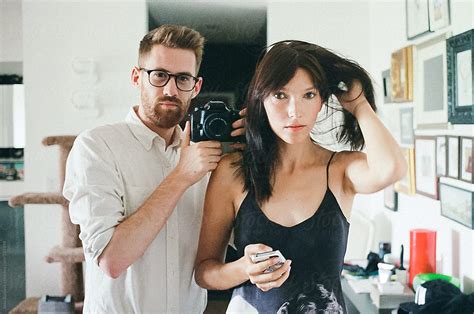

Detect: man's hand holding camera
173,103,246,186
174,121,222,187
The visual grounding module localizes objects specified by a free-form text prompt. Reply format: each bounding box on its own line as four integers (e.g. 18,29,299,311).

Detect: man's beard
143,94,190,129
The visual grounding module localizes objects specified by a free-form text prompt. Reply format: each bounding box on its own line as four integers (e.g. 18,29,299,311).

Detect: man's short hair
139,24,205,73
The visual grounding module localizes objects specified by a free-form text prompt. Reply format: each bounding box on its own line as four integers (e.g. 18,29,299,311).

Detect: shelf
0,159,23,163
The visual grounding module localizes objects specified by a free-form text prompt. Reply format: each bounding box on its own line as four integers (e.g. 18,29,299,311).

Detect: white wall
268,0,474,293
367,0,474,294
268,1,372,70
22,1,146,296
0,0,22,62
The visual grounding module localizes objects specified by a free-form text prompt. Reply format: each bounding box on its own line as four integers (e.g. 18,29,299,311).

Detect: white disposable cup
379,269,392,283
396,269,407,285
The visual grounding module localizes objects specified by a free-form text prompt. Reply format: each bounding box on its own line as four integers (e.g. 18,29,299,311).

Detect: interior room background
0,0,472,308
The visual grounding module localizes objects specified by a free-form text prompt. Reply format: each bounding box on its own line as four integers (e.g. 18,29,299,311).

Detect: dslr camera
190,101,242,142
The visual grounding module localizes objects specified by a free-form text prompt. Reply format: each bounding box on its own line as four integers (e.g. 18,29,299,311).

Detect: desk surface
342,278,400,314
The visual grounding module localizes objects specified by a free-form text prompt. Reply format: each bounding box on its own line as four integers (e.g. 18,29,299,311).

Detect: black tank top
230,152,349,313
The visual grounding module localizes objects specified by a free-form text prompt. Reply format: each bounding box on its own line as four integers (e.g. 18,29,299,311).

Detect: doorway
147,1,267,310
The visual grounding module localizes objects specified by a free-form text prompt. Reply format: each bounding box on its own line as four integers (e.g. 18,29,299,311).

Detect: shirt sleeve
63,129,125,265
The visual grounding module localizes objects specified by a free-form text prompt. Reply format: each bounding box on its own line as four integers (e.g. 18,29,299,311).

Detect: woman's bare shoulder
210,152,244,187
220,151,242,166
207,152,246,214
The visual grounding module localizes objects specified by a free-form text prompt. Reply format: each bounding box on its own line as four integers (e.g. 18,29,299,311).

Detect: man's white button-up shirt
63,106,207,313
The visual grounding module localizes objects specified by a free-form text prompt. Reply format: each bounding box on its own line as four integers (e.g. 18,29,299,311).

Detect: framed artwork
447,29,474,124
440,182,473,229
414,34,449,128
460,137,473,183
400,107,414,146
406,0,430,39
384,185,398,211
381,106,401,146
447,136,459,179
391,46,414,102
428,0,450,32
395,148,416,195
415,136,438,199
436,136,447,176
382,69,392,103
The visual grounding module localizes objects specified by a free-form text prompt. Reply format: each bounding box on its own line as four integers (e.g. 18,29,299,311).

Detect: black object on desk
399,244,406,270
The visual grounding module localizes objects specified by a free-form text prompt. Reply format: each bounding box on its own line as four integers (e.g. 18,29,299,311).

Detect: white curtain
0,85,14,147
12,85,25,148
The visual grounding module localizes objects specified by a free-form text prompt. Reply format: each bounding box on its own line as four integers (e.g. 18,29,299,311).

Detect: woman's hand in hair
242,244,292,292
336,80,370,117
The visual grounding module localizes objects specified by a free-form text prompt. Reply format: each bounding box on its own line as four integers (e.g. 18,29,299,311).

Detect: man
63,24,244,313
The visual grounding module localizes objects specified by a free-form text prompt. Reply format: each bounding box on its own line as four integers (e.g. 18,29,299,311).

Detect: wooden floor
10,296,229,313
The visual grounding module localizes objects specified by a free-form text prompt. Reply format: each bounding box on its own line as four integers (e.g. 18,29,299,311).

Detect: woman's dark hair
239,40,376,204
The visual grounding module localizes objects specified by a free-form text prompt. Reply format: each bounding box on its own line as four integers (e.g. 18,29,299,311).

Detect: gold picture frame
391,45,414,102
395,147,416,194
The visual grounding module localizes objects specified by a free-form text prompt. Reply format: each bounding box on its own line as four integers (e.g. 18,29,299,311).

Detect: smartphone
250,250,286,273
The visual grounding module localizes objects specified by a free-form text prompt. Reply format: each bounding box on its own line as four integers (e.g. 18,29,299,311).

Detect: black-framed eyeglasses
139,68,199,92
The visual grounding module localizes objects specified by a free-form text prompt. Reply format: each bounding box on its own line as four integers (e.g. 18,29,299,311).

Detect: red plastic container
409,229,436,288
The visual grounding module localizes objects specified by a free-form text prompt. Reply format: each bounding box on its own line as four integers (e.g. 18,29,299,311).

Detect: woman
194,40,406,313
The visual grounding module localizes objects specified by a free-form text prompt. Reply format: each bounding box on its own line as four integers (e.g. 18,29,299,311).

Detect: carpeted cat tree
8,136,84,313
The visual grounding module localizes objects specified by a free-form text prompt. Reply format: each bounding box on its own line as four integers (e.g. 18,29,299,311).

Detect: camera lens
204,114,229,139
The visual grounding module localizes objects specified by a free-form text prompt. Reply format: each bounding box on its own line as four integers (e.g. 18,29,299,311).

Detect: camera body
190,101,241,142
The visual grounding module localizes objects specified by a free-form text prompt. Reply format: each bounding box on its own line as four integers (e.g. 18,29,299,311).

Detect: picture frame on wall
384,185,398,211
460,137,473,183
395,148,416,195
406,0,430,39
400,107,414,146
428,0,450,32
440,182,473,229
415,136,438,199
447,29,474,124
436,136,447,176
447,136,459,179
414,34,449,128
391,46,414,102
380,106,402,147
382,69,392,103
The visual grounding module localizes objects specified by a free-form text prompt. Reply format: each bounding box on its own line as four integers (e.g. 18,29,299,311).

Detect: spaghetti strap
326,151,337,188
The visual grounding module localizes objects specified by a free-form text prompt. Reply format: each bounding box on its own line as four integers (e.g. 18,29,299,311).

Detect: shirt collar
126,106,182,151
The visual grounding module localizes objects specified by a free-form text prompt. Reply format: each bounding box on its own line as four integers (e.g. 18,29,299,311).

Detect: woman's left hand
336,80,369,116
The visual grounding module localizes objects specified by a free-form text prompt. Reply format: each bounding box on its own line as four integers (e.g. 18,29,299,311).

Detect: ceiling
148,1,267,44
